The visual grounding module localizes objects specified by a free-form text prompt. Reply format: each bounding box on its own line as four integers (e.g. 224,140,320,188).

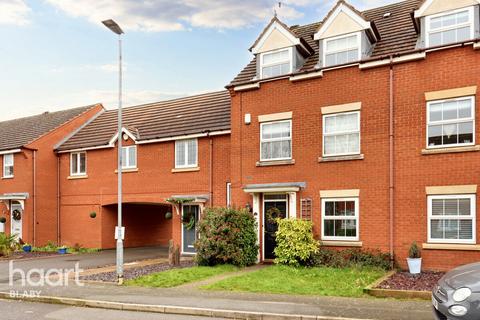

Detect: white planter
407,258,422,274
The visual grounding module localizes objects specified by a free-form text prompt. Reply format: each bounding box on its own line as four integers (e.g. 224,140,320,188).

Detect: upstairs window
427,96,475,148
260,48,292,79
121,146,137,169
426,7,474,47
70,152,86,176
3,154,14,178
323,111,360,157
175,139,198,168
260,120,292,161
323,33,360,67
428,194,476,244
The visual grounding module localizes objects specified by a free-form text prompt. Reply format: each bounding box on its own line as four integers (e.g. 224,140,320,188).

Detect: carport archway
102,202,173,249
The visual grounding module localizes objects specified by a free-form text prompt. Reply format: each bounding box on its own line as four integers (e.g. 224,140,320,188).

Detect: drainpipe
57,155,61,245
33,150,37,247
389,55,395,269
208,132,213,207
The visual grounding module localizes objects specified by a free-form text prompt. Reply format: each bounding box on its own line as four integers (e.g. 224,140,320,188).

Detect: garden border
363,271,431,300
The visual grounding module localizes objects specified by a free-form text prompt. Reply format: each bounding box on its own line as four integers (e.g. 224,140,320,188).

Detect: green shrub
274,219,319,267
408,241,421,259
196,207,258,267
32,241,58,253
309,247,391,270
0,233,18,257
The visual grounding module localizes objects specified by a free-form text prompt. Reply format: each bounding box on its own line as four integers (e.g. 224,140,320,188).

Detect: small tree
408,241,421,259
196,207,258,267
274,218,319,267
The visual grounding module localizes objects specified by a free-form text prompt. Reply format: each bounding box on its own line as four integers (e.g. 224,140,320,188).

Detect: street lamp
102,19,125,285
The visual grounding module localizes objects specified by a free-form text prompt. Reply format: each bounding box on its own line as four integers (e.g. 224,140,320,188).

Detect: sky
0,0,398,121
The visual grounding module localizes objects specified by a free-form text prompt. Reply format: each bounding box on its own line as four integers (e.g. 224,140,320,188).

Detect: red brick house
226,0,480,270
0,104,104,246
54,91,231,252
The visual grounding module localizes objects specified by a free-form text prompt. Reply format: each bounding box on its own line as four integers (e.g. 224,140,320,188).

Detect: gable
415,0,480,17
321,11,365,38
257,28,295,53
314,2,372,40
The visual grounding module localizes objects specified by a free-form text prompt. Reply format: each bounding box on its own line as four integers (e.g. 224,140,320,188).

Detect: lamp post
102,19,125,285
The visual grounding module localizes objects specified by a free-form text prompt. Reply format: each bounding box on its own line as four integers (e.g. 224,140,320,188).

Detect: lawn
126,264,238,288
202,265,386,297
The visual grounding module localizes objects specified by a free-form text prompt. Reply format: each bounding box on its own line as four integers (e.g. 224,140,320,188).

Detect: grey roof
229,0,422,87
57,91,231,151
243,182,307,190
0,105,100,152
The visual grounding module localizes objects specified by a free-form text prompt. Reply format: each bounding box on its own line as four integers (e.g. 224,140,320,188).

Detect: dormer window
323,33,361,67
260,48,292,79
426,7,474,47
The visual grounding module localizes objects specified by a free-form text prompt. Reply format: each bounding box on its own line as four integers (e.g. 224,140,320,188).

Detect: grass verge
126,264,238,288
202,265,386,297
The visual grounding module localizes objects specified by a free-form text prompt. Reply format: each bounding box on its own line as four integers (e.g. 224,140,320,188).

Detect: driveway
0,246,167,283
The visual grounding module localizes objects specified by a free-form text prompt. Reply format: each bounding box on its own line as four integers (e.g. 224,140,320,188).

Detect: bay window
175,139,198,168
323,111,360,157
426,7,474,47
260,48,292,79
323,32,361,67
70,152,86,176
260,120,292,161
322,198,359,241
3,154,13,178
428,194,476,244
427,96,474,148
121,146,137,169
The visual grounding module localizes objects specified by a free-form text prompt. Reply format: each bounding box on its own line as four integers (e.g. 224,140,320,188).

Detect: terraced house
1,0,479,272
226,0,480,270
0,104,104,246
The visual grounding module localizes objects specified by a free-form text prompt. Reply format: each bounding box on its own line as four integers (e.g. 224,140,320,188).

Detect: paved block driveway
0,246,168,283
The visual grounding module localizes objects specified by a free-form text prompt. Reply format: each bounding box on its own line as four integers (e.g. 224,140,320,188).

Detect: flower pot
23,245,32,253
58,248,68,255
407,258,422,274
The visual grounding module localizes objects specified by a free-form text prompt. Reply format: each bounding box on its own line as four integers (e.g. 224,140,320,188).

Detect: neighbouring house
226,0,480,270
55,91,231,252
0,104,104,246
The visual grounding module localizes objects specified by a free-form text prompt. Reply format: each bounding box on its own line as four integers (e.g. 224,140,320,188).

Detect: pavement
0,246,168,283
0,298,220,320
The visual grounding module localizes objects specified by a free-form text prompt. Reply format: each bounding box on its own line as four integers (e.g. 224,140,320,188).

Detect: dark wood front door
263,194,288,260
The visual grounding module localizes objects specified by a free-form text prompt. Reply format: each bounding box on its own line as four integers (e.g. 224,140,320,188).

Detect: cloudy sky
0,0,397,121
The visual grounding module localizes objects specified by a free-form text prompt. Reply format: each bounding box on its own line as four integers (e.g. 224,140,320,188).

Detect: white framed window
260,47,292,79
3,154,14,178
428,194,476,244
70,152,86,176
226,182,232,207
427,96,475,148
121,145,137,169
322,198,359,241
425,7,474,48
323,111,360,157
260,120,292,161
323,32,361,67
175,139,198,168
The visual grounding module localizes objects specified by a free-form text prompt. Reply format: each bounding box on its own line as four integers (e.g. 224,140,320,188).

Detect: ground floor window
321,198,359,241
428,194,476,244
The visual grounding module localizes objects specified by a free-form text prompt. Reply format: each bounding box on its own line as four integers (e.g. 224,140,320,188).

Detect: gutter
208,132,213,207
388,55,395,269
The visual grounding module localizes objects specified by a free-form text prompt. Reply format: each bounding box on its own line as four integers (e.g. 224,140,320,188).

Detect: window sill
171,167,200,173
319,154,364,162
256,159,295,167
422,243,480,251
115,168,138,173
68,175,88,180
320,240,362,247
2,176,14,180
421,145,480,155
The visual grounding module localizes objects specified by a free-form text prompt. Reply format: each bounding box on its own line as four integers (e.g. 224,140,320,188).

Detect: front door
182,205,200,254
263,194,288,260
10,201,23,240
